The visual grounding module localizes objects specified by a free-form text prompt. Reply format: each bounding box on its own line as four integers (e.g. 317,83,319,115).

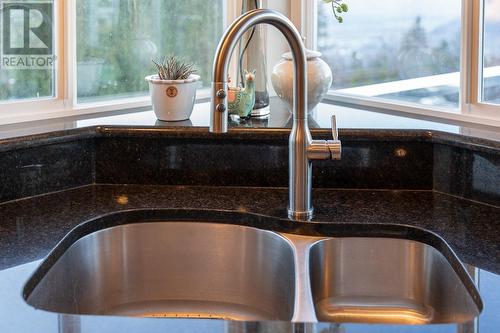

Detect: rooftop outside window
317,0,462,109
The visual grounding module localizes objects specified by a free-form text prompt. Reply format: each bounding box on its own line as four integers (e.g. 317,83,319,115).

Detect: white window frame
0,0,66,123
296,0,500,128
0,0,232,125
2,0,500,128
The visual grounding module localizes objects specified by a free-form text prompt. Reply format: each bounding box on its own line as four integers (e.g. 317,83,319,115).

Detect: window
0,0,499,126
481,0,500,105
0,0,56,102
312,0,500,124
76,1,224,103
317,0,461,108
0,0,225,123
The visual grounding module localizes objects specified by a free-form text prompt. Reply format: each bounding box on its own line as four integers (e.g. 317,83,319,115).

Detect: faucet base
288,208,314,221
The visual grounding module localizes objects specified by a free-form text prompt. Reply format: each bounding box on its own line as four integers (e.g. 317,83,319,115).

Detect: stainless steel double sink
25,221,482,324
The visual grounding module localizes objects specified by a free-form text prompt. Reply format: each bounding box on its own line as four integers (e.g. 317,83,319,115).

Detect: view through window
482,0,500,104
0,0,55,102
76,0,224,103
317,0,462,108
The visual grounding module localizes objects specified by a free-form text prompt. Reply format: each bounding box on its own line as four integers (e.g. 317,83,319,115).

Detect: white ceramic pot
271,49,332,113
145,74,201,121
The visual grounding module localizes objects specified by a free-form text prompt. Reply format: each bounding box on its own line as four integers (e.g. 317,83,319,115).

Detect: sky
319,0,459,21
318,0,500,22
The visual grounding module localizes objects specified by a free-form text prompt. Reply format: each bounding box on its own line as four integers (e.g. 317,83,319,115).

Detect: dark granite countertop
0,185,499,333
0,101,499,332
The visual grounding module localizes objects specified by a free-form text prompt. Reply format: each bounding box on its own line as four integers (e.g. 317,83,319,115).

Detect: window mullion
225,0,237,27
225,0,240,87
64,0,77,108
460,0,482,111
290,1,304,38
476,0,484,103
54,0,65,102
304,0,318,50
290,0,317,49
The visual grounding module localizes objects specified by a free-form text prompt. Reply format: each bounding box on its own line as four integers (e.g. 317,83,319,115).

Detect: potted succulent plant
145,56,200,122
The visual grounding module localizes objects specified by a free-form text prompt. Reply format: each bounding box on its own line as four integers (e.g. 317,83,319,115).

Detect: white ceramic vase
271,49,333,114
145,74,201,121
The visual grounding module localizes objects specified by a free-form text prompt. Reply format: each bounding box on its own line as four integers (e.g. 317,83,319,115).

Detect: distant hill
428,19,460,45
430,18,500,46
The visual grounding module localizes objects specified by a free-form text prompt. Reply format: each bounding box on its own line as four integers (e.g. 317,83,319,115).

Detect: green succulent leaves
152,56,197,80
323,0,349,23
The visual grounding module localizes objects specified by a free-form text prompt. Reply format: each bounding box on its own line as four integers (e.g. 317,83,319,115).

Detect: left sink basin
25,222,296,321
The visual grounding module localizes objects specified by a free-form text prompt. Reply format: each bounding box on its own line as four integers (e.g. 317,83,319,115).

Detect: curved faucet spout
210,9,341,221
210,9,308,133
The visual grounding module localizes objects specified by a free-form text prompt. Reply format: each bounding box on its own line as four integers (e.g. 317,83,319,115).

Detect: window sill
0,97,151,126
324,92,500,129
1,88,499,131
0,89,212,126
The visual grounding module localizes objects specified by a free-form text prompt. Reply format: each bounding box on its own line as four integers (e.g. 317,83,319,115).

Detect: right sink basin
309,237,482,324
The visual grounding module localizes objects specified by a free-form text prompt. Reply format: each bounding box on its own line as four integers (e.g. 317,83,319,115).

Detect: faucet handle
331,115,339,141
307,114,342,160
328,114,341,160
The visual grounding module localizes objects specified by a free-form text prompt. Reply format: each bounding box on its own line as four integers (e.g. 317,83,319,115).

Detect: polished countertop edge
1,125,499,154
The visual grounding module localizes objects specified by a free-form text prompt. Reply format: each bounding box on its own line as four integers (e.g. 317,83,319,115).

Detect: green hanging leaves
323,0,349,23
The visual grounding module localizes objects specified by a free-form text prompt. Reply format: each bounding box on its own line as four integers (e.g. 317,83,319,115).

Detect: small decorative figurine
228,70,256,119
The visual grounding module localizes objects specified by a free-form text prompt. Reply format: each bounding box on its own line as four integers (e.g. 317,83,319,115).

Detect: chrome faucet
210,9,341,221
